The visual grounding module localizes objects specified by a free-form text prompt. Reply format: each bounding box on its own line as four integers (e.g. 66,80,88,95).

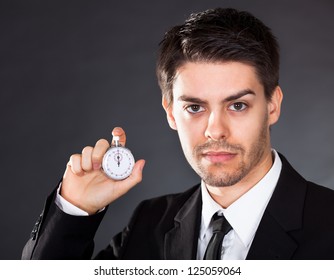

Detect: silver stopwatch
102,136,135,180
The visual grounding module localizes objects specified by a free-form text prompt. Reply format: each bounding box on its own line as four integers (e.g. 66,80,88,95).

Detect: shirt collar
199,150,282,248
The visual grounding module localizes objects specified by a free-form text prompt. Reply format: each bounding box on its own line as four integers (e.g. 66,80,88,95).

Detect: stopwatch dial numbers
102,147,135,180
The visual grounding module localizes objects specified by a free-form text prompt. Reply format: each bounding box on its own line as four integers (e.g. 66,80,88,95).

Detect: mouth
202,151,237,163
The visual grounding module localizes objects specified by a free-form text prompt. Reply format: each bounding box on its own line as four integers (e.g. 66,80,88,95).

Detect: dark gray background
1,0,333,259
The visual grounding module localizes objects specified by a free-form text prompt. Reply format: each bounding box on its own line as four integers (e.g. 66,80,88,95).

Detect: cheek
176,120,197,147
230,110,269,145
173,113,206,152
175,128,196,162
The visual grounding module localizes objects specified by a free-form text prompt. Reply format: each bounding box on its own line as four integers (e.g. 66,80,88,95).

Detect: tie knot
211,213,232,235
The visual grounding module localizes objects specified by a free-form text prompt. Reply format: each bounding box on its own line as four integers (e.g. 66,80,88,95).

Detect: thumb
115,159,146,195
127,159,146,186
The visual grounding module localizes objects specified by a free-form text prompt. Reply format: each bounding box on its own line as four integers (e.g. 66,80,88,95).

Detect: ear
268,86,283,126
162,96,177,130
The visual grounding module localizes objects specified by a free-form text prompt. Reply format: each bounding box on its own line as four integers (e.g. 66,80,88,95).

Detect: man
22,7,334,260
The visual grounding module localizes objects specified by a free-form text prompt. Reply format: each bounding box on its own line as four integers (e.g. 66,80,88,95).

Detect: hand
60,127,145,215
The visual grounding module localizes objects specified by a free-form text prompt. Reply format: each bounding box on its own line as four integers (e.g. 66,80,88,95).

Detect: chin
200,161,248,184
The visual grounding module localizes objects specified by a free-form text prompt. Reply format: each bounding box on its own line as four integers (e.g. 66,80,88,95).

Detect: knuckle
132,173,142,185
137,174,143,184
95,138,109,147
69,154,82,174
92,139,109,162
69,154,80,163
82,146,93,155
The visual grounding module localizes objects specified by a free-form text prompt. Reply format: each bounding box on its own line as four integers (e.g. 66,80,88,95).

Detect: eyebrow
177,89,256,104
224,89,256,102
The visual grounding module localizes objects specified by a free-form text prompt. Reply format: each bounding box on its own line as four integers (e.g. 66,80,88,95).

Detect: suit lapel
246,212,298,259
247,154,307,259
164,187,202,259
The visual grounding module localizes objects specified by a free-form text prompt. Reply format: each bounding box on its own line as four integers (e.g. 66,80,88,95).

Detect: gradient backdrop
1,0,333,259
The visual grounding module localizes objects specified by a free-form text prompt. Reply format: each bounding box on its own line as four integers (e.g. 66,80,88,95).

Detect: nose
204,111,229,141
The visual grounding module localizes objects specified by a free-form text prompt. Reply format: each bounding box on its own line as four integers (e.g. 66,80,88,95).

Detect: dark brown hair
156,8,280,105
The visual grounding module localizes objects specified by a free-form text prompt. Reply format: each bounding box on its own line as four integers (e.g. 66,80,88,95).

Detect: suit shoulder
305,181,334,206
279,153,334,208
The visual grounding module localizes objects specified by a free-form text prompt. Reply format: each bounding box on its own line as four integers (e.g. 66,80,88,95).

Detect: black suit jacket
22,154,334,259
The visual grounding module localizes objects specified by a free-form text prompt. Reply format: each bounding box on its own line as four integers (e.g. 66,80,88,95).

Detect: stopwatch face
102,146,135,180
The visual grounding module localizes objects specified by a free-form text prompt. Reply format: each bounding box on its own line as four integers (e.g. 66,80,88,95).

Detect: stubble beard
191,118,269,187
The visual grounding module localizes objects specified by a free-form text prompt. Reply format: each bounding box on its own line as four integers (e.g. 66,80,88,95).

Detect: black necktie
203,213,232,260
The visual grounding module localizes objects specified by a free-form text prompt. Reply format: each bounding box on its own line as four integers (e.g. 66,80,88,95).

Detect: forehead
173,62,265,100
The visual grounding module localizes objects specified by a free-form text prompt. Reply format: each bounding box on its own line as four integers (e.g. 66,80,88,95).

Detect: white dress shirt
55,184,89,216
197,150,282,260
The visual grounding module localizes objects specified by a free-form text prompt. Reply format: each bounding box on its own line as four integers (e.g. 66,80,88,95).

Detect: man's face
163,62,282,188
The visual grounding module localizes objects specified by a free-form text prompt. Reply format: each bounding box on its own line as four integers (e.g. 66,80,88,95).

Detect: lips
202,151,237,163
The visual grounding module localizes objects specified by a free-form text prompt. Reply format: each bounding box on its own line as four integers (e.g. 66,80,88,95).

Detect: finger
117,159,146,194
129,159,146,184
81,146,93,172
109,159,145,203
91,139,110,170
68,154,84,175
112,127,126,146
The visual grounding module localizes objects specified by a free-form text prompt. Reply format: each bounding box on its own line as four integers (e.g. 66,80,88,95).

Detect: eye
228,102,248,112
185,104,205,114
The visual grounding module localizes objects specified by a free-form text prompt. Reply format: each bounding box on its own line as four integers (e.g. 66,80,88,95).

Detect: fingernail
113,127,122,134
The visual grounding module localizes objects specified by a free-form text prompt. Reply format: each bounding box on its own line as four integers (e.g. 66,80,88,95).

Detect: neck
206,149,274,208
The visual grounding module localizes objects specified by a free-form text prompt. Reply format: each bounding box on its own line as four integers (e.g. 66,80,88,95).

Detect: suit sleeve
22,186,147,260
21,188,107,259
